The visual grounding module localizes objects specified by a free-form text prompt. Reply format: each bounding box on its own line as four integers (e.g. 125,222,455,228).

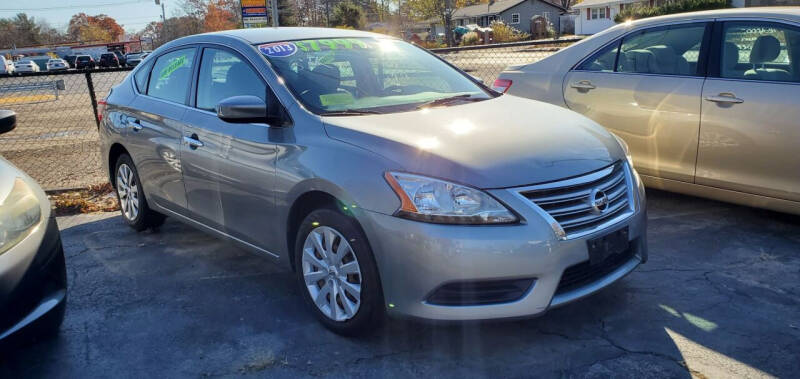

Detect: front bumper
359,166,647,321
0,215,67,340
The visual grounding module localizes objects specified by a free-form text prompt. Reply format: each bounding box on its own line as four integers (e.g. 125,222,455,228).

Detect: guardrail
0,79,66,101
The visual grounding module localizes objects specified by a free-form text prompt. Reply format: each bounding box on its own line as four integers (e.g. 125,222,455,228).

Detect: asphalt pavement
2,189,799,378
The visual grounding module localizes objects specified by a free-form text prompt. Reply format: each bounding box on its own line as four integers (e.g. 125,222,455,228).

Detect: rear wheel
114,154,165,231
294,208,383,335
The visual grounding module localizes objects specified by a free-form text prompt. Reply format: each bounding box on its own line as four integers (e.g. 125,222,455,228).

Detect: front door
697,21,800,201
182,46,280,250
564,22,710,183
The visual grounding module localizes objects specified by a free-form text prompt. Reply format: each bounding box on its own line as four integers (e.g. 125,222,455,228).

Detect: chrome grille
518,162,633,239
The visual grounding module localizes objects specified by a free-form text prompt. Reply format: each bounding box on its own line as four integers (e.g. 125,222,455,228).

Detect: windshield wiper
320,109,383,116
415,94,484,110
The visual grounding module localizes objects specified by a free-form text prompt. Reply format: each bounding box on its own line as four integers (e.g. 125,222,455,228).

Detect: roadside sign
242,0,270,28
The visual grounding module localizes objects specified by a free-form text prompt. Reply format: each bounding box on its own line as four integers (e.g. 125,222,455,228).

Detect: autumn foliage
204,0,238,31
67,13,125,43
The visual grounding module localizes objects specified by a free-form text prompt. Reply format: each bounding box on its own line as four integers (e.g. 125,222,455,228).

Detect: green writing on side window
159,55,188,81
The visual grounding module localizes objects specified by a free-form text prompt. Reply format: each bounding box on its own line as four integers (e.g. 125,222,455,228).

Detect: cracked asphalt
2,189,799,378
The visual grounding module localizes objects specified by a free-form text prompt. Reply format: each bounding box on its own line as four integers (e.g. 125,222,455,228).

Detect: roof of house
453,0,565,18
572,0,639,9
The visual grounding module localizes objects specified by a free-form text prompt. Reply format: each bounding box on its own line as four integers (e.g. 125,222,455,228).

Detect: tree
11,13,42,47
331,2,364,29
67,13,124,42
204,0,238,31
88,15,125,41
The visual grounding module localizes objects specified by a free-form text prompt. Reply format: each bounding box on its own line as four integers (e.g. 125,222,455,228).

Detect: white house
573,0,645,35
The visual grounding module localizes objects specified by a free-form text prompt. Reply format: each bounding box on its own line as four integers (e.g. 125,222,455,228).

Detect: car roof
624,7,800,27
201,27,393,45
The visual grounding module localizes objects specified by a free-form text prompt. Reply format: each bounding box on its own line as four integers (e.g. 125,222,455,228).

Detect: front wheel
114,154,166,231
294,208,383,335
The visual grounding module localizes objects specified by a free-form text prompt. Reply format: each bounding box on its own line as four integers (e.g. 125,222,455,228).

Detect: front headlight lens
0,178,42,254
385,172,518,224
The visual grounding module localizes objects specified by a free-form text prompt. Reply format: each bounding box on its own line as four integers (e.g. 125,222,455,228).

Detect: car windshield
258,37,491,115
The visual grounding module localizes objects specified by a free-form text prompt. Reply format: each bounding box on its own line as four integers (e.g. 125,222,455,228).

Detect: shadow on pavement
1,190,798,377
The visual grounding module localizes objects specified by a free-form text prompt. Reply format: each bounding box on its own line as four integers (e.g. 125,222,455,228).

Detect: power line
0,0,149,12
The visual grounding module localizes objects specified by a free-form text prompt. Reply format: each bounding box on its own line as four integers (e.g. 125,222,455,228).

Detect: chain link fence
0,68,132,190
432,37,582,84
0,38,578,191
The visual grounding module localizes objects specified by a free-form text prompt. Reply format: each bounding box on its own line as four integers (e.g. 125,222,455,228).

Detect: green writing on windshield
295,39,369,52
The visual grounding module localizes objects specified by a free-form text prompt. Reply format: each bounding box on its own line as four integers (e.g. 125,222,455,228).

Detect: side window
720,21,800,83
577,41,620,72
133,59,154,93
147,48,196,104
616,23,707,76
196,48,266,111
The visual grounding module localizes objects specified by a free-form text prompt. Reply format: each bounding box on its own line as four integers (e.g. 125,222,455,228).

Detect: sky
0,0,183,34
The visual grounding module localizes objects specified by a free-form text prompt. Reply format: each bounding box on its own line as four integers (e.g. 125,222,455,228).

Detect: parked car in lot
99,53,120,68
0,110,67,344
75,55,96,69
112,50,127,66
46,58,68,71
27,56,52,72
496,7,800,215
63,55,77,69
0,56,13,75
99,28,647,334
13,59,40,73
124,52,148,67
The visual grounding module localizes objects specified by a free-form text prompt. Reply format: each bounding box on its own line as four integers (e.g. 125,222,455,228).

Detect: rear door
564,22,711,183
181,46,280,249
125,47,198,214
697,20,800,201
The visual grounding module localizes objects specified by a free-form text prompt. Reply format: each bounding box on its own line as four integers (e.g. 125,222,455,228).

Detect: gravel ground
1,189,799,378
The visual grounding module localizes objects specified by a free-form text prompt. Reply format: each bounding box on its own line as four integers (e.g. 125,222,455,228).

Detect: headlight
611,132,633,167
0,178,42,254
384,172,518,224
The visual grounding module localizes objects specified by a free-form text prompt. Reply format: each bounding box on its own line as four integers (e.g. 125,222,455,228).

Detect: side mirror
217,95,267,124
0,110,16,135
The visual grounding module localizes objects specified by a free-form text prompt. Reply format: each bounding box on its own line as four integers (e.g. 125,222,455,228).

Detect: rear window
147,48,196,104
78,56,90,61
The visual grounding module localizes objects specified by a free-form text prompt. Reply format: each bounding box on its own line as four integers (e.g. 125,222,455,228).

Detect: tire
294,208,384,335
114,154,166,231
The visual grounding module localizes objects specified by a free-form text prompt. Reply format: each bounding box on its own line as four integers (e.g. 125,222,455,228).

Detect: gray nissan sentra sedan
99,28,647,334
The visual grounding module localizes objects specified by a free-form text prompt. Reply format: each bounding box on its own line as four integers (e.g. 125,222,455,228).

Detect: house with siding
452,0,567,36
573,0,799,35
572,0,643,35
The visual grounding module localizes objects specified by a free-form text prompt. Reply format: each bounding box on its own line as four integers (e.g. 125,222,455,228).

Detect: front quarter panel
273,117,403,263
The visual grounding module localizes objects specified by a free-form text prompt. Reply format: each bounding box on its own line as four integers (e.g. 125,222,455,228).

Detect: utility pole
444,0,454,47
155,0,167,44
270,0,279,27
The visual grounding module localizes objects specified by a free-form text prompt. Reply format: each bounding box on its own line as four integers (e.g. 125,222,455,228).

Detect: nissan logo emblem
589,188,609,214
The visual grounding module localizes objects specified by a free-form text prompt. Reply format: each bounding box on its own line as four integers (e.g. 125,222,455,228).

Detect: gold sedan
497,7,800,215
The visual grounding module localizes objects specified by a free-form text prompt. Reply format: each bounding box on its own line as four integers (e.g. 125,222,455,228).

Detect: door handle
128,118,143,131
183,134,204,149
704,94,744,104
570,80,596,90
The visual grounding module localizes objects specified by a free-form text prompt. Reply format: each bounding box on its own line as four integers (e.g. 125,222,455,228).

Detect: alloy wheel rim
116,164,139,221
301,226,362,322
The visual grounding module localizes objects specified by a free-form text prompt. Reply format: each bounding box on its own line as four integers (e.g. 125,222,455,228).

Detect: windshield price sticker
259,42,298,57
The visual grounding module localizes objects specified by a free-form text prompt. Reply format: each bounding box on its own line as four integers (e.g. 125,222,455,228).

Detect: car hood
323,94,623,189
